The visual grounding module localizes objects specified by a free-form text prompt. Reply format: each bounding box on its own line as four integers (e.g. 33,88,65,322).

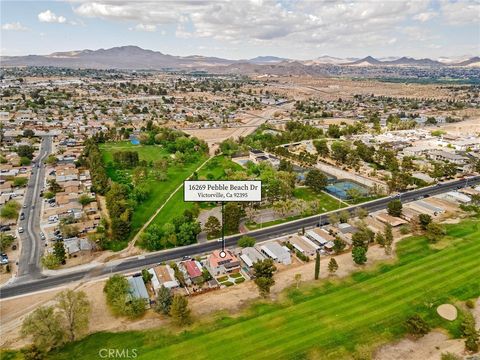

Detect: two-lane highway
1,175,479,299
16,136,52,280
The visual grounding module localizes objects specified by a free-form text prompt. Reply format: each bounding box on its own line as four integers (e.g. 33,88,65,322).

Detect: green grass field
146,155,241,230
47,218,480,360
100,142,207,242
247,188,345,230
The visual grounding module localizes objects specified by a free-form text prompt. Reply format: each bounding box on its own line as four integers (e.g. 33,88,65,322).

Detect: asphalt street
16,136,52,280
1,175,479,299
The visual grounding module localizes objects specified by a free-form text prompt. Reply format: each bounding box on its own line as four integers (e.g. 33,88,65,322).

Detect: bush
465,299,475,309
234,278,245,284
223,281,234,287
295,250,310,262
217,276,228,282
441,352,461,360
230,272,242,278
405,314,430,337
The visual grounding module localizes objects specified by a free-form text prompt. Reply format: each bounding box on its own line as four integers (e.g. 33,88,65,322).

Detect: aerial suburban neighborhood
1,1,480,360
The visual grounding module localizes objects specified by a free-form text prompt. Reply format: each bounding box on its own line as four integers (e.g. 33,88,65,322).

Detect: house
148,265,179,291
407,200,444,217
375,213,408,227
442,191,472,204
207,250,240,276
63,237,94,255
239,247,265,268
258,242,291,265
182,260,204,285
127,275,150,308
288,235,319,256
306,228,335,245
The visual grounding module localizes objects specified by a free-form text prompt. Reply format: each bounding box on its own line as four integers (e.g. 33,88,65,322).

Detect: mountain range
1,45,478,70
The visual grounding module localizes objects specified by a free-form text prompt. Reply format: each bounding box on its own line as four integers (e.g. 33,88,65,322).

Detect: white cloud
38,10,67,23
1,22,28,31
413,11,437,22
439,0,480,25
69,0,476,55
129,23,157,32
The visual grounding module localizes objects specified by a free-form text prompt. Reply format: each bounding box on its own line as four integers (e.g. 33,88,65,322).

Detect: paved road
1,175,479,299
16,136,52,280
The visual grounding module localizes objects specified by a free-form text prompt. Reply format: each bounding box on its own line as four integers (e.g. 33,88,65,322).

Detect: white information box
184,180,262,202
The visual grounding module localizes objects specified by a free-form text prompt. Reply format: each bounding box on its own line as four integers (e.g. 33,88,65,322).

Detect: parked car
0,253,8,265
20,213,25,220
18,227,24,233
40,233,45,240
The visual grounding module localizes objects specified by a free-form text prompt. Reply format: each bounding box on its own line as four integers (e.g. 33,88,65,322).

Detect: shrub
223,281,234,287
405,314,430,337
234,278,245,284
441,352,461,360
217,276,228,282
465,299,475,309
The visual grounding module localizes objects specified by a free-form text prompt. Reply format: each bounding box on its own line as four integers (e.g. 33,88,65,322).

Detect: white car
18,227,24,233
40,232,45,240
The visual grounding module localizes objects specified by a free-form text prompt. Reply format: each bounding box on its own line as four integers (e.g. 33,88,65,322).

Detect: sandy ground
438,117,480,136
437,304,458,321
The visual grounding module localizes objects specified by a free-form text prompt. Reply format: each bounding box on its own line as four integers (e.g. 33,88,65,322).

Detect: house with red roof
207,250,241,276
181,260,204,285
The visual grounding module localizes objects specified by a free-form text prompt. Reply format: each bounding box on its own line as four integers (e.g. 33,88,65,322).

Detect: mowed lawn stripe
141,238,480,359
171,243,480,359
263,259,480,360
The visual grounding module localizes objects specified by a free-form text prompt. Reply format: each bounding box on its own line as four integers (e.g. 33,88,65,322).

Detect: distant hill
1,46,477,71
453,56,480,67
345,56,382,66
247,56,289,64
0,45,235,69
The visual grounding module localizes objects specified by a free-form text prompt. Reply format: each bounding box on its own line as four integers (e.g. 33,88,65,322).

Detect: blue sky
1,0,479,59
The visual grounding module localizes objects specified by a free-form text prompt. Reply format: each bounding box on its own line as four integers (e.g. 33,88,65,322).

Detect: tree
405,314,430,337
333,237,347,254
141,269,152,284
0,233,15,252
53,241,66,264
355,207,368,219
224,202,243,233
305,169,328,193
204,216,221,238
0,200,20,219
460,314,479,352
237,235,256,248
425,222,446,243
294,273,302,289
328,258,338,274
48,179,63,193
418,214,432,230
387,199,403,217
169,295,192,326
328,213,340,225
313,139,329,157
314,252,320,280
17,145,35,159
23,129,35,138
21,306,65,351
154,286,173,315
338,210,350,223
78,194,94,206
55,290,91,342
384,223,394,253
352,246,367,265
253,259,276,297
41,253,61,269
